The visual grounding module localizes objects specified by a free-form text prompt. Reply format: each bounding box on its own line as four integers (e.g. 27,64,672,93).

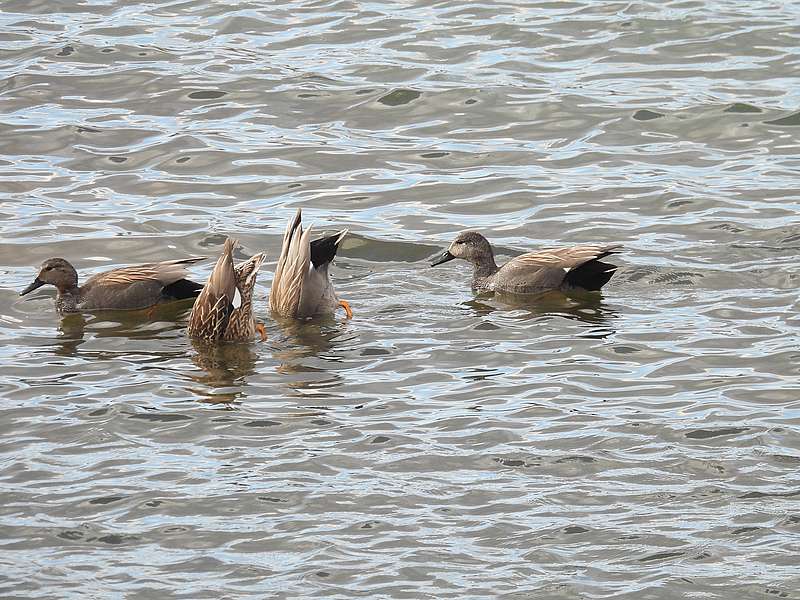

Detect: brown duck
431,231,621,293
187,238,266,342
20,256,204,312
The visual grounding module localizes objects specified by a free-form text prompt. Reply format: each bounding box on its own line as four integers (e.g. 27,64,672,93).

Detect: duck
19,256,204,312
431,231,621,294
269,208,352,319
187,238,266,342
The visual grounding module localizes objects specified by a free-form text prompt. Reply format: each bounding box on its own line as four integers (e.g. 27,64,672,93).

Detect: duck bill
431,250,456,267
20,277,45,296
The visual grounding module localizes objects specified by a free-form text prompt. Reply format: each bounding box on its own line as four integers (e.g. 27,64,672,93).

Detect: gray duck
20,256,204,312
432,231,621,293
269,208,352,319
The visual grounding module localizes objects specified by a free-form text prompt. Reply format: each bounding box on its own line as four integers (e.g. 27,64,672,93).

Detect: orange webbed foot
256,322,267,341
338,299,353,319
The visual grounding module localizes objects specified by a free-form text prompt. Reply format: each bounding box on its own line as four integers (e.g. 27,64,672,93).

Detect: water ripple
1,0,799,598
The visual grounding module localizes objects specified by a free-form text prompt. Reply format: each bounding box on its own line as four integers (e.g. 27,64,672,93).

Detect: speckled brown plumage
187,238,265,342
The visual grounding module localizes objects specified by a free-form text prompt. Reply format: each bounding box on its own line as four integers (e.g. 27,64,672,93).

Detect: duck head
431,231,494,266
20,258,79,296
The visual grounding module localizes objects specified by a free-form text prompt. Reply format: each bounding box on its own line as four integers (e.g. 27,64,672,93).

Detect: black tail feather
288,208,302,240
163,278,204,300
564,260,617,291
310,231,346,268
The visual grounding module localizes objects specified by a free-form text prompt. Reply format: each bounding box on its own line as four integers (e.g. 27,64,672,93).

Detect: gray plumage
431,231,621,294
269,208,350,319
19,256,204,312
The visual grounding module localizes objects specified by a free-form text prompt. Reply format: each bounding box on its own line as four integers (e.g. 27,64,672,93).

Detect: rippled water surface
2,1,800,598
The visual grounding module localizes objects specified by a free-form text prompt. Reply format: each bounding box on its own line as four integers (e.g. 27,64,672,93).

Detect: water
1,1,799,598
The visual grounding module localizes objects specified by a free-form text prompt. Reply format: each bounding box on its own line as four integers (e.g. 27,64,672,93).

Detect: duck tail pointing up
309,229,348,269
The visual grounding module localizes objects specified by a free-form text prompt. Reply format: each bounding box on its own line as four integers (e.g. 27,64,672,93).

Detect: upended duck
269,208,352,319
20,256,204,312
187,238,266,342
431,231,621,294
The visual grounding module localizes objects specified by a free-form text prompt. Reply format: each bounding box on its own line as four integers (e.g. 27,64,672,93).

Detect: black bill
20,277,45,296
430,250,455,267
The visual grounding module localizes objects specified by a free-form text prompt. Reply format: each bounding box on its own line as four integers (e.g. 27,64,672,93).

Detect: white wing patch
232,287,242,309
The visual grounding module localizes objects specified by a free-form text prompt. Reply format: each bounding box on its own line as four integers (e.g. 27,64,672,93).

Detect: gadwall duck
269,208,352,319
431,231,621,293
20,256,204,312
187,238,266,342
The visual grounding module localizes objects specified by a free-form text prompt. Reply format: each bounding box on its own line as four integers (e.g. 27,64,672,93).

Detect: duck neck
470,251,498,288
55,285,80,313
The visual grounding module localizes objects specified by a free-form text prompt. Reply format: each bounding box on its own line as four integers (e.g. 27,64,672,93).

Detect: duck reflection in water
188,338,259,405
269,314,349,392
50,302,197,358
463,289,618,338
52,312,87,358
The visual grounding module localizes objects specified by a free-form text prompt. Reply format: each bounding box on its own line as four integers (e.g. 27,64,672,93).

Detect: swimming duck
20,256,204,312
431,231,621,293
269,208,352,319
187,238,266,342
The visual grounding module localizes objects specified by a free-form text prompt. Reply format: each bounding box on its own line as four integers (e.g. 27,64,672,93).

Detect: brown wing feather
510,244,621,270
187,240,237,340
223,252,266,341
491,244,622,293
269,209,312,318
88,257,204,288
